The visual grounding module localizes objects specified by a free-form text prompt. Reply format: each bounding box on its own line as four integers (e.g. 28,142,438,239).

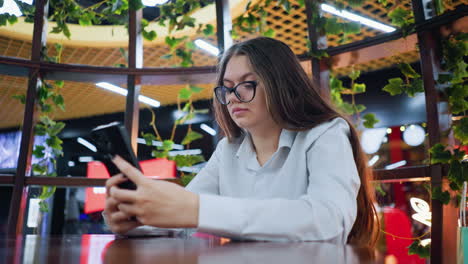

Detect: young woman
104,37,378,246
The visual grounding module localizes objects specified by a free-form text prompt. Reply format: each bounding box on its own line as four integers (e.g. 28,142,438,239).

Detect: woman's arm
195,123,360,243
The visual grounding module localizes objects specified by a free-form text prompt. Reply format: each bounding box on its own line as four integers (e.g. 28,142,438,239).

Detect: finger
111,221,142,235
109,210,136,223
104,197,120,212
110,186,137,203
118,203,142,216
105,174,127,197
111,155,145,185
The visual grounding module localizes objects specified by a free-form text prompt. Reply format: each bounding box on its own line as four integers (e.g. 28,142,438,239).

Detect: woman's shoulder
213,134,245,155
296,117,351,146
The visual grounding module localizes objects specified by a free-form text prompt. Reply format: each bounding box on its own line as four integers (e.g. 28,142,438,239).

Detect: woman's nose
226,90,240,104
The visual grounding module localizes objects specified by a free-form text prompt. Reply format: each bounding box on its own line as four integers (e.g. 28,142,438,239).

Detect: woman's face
223,55,276,132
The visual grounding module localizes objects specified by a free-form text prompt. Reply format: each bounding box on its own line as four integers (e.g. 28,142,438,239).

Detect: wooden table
1,233,384,263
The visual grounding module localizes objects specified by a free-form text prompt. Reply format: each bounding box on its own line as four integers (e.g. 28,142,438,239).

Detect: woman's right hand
104,174,142,234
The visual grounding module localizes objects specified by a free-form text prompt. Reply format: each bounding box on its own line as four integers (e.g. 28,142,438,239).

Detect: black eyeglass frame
214,81,258,105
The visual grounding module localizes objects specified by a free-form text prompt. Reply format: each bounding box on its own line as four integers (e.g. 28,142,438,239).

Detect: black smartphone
89,122,140,190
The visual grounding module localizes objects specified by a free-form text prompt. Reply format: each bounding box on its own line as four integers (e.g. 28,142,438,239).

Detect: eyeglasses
214,81,257,105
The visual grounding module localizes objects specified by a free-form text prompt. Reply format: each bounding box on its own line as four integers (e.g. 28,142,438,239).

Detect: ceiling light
368,155,379,166
96,82,160,108
385,160,407,170
136,137,184,150
77,137,97,152
320,4,396,33
0,0,22,16
142,0,169,6
194,39,220,56
361,128,387,154
403,124,425,146
78,156,94,163
200,123,217,136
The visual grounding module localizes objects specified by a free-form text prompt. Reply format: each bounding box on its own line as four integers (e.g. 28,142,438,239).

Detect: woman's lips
232,107,248,115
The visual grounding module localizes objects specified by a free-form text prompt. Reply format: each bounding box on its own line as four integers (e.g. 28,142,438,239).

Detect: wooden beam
125,7,143,152
7,0,48,236
215,0,232,55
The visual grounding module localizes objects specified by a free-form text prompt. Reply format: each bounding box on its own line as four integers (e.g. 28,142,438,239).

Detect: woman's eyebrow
223,72,256,82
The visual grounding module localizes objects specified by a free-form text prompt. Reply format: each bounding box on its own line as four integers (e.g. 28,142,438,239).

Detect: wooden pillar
411,0,457,263
215,0,232,55
304,0,330,101
7,0,49,236
125,7,143,152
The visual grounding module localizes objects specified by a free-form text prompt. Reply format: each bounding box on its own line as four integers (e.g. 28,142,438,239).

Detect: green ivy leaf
159,140,174,152
363,113,380,128
129,0,144,10
343,22,360,34
33,145,46,158
324,17,342,35
172,154,205,167
194,109,209,114
53,94,65,111
408,240,430,259
355,104,366,113
352,83,366,94
429,143,452,164
142,30,157,41
349,70,361,81
152,150,168,158
388,7,410,27
142,133,156,146
46,136,63,150
178,87,192,100
185,41,196,50
39,186,56,200
181,131,203,145
54,80,64,88
330,76,344,92
406,78,424,97
383,78,404,96
454,117,468,145
189,85,204,93
398,63,420,79
35,124,47,136
7,14,18,25
32,164,47,175
262,28,275,38
181,174,195,187
49,122,65,136
12,94,26,104
340,102,355,115
202,24,214,36
448,159,465,190
437,73,452,84
39,200,49,213
432,186,451,205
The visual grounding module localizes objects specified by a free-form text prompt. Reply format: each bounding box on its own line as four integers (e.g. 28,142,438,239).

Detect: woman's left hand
108,155,200,228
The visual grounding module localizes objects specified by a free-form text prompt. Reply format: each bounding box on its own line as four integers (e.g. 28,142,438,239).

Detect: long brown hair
213,37,379,247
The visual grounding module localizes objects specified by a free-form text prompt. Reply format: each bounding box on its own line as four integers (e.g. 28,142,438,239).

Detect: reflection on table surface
1,233,384,264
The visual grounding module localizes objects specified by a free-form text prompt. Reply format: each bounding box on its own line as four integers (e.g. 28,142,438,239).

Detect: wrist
188,192,199,228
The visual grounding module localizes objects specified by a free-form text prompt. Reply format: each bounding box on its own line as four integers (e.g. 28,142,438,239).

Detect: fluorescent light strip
320,4,396,33
136,138,184,150
78,156,94,163
194,39,220,56
96,82,161,108
142,0,169,6
168,149,202,156
385,160,407,170
200,124,217,136
368,155,379,167
77,137,97,152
